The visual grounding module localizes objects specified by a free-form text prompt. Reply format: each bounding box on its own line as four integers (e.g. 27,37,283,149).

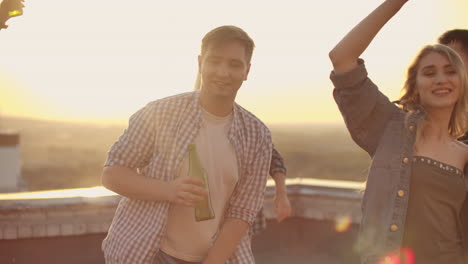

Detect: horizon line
0,114,344,127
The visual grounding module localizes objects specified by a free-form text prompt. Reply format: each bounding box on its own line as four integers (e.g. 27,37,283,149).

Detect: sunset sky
0,0,467,125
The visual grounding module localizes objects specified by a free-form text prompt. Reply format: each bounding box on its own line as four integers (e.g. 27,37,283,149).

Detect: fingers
275,207,292,222
275,207,290,222
174,191,202,207
170,177,209,207
178,177,208,197
274,196,292,222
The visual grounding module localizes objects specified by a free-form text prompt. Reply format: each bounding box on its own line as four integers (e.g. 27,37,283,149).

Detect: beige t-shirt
160,107,239,262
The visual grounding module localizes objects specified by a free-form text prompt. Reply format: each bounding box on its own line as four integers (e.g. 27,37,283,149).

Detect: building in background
0,131,21,192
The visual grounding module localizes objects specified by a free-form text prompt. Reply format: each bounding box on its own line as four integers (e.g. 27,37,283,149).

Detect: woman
328,0,468,263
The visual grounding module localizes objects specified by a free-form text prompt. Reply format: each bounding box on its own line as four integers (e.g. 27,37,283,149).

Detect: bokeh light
378,247,415,264
334,215,352,233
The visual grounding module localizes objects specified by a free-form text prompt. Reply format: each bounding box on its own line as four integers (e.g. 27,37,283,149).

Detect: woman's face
415,51,462,111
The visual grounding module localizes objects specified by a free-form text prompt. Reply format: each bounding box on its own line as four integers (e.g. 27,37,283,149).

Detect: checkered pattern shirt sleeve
250,209,267,237
104,103,156,169
226,130,272,226
270,146,286,177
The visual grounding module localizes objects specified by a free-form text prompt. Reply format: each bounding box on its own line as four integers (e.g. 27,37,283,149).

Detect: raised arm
328,0,407,156
329,0,408,73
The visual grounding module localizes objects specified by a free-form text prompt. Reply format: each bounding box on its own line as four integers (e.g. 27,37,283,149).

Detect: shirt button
390,224,399,232
403,157,409,164
409,125,415,132
397,190,405,197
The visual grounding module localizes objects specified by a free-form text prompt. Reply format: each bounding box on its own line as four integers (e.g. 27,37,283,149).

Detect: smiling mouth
214,81,230,87
432,88,452,96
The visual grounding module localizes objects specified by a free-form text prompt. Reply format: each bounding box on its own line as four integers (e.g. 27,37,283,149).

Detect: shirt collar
193,90,241,139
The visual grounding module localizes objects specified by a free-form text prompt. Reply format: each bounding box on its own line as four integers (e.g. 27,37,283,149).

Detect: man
438,29,468,142
101,25,272,264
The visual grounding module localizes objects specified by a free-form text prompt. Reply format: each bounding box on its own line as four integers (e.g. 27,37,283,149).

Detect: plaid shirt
102,91,272,264
270,147,286,176
250,147,287,237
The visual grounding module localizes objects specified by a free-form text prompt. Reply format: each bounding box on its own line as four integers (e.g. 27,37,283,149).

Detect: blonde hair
398,44,468,138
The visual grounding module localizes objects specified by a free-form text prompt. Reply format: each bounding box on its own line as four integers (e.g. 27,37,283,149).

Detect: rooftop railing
0,178,364,264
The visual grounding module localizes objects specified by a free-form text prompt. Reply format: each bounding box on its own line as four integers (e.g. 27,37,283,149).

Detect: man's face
448,41,468,76
198,40,250,100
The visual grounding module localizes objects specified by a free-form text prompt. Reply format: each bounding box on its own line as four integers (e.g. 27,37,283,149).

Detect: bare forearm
203,218,249,264
101,166,171,201
329,0,407,73
272,172,287,194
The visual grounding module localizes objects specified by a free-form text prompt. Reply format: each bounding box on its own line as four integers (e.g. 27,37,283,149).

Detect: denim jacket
330,60,468,264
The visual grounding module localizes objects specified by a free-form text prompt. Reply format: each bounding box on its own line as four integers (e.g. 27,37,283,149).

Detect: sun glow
0,1,466,124
0,186,115,200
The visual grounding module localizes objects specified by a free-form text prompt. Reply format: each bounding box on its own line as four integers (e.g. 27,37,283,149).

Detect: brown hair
438,29,468,55
200,25,255,64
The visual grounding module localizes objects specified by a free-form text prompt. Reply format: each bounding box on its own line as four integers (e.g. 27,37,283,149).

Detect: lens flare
378,248,415,264
334,215,352,233
400,247,415,264
379,254,399,264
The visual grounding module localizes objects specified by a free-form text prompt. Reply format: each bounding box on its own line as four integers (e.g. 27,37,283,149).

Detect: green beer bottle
188,144,215,221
